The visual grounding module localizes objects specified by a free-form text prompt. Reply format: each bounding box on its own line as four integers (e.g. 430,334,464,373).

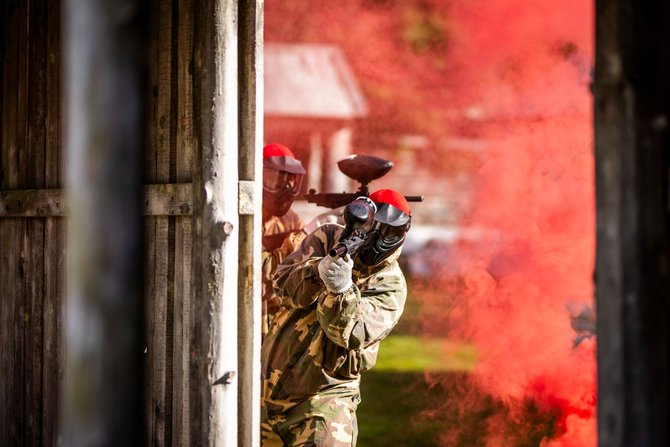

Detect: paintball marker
329,197,377,257
300,154,424,209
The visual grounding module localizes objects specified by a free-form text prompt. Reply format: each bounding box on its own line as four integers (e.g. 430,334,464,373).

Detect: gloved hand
318,254,354,294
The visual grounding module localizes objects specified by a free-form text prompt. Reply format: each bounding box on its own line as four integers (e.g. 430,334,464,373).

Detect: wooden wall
0,1,63,445
143,0,194,445
0,0,196,445
595,0,670,445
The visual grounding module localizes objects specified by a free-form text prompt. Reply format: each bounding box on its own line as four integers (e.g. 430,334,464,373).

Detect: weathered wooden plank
176,0,194,183
164,7,181,442
16,219,27,445
143,183,192,215
43,1,63,444
26,0,49,443
0,188,64,216
145,0,159,185
147,0,174,445
43,217,63,447
0,183,193,217
165,214,176,447
46,0,61,189
0,219,19,445
141,9,177,442
0,222,9,440
28,0,47,189
143,214,158,445
62,0,146,443
173,216,192,447
24,219,45,446
16,0,29,190
237,0,263,445
144,213,167,446
155,0,172,188
0,1,22,442
172,1,194,444
0,8,9,441
15,1,30,444
151,214,171,447
1,1,19,190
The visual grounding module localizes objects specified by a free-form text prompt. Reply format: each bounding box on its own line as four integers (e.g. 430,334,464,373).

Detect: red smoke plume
423,0,596,445
265,0,596,444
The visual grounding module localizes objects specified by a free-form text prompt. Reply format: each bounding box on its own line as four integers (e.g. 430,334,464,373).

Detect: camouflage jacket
262,209,305,337
261,224,407,414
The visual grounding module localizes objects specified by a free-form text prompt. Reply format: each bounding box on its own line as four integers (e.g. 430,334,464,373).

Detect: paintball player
262,143,307,338
261,189,412,446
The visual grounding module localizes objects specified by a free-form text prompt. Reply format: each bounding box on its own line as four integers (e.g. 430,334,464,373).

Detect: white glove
318,254,354,294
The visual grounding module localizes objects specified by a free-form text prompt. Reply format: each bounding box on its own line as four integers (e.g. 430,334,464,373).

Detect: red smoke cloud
265,0,596,444
421,0,596,445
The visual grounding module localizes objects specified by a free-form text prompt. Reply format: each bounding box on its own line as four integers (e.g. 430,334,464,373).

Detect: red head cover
368,189,411,216
263,143,305,175
263,143,296,159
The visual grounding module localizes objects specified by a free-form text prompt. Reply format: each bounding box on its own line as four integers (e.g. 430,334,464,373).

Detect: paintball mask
357,189,411,266
262,143,306,218
263,143,305,195
262,168,303,195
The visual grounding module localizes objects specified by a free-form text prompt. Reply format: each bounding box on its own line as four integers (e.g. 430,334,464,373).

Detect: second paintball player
262,143,307,338
261,189,412,446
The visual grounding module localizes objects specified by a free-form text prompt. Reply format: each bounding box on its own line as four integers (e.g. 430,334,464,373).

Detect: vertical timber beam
238,0,263,446
61,0,146,445
595,0,670,446
191,0,240,445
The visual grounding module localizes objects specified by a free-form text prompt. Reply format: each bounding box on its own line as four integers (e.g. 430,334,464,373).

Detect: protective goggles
369,220,407,246
263,167,303,195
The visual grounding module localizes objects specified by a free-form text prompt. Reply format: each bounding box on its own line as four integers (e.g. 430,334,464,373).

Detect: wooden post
595,0,670,445
61,0,146,445
238,0,263,445
191,0,240,445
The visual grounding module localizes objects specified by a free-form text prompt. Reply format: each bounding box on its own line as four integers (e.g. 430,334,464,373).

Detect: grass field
357,335,477,446
356,335,559,446
372,335,478,373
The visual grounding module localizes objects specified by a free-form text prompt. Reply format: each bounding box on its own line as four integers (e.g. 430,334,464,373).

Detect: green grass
357,335,477,446
373,335,477,373
357,336,558,446
358,371,449,446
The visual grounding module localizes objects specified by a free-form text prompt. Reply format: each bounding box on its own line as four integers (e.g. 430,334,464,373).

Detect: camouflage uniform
262,209,305,338
261,224,407,446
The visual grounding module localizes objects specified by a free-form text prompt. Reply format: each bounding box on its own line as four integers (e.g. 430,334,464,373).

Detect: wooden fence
0,0,262,445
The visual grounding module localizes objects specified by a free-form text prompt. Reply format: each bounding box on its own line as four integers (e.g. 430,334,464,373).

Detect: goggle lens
371,221,406,244
263,168,303,195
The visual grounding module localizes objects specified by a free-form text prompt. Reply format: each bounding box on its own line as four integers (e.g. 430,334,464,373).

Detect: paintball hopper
301,153,423,209
337,154,394,189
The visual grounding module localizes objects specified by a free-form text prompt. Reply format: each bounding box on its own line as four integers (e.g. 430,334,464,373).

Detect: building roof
264,43,368,119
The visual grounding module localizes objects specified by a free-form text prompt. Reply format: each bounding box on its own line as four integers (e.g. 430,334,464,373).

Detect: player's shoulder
311,222,345,241
281,209,304,229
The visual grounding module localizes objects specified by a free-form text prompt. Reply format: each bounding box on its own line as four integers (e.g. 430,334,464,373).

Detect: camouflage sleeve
261,249,281,315
262,231,306,312
316,264,407,350
273,225,342,310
